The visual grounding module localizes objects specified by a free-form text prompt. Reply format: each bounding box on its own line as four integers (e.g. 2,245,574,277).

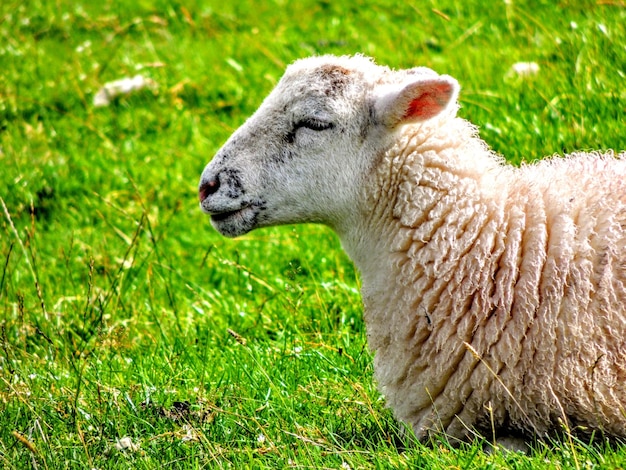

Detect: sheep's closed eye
296,118,334,131
285,118,334,144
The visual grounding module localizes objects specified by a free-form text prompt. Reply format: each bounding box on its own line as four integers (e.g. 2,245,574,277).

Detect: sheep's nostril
199,177,220,202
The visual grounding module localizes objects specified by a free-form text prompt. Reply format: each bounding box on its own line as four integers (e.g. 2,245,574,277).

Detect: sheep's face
199,55,458,237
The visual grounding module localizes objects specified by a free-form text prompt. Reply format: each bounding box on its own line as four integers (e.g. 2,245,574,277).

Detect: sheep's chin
210,206,257,238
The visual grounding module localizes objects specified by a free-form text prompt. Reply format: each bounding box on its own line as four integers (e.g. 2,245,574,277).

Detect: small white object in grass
75,40,91,53
226,58,243,72
93,75,156,107
256,433,266,444
78,407,91,420
511,61,540,76
115,436,139,452
180,424,197,442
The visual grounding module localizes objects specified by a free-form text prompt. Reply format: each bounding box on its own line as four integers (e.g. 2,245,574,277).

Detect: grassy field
1,0,625,468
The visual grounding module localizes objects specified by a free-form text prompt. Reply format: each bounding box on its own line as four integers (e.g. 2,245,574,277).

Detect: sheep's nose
199,177,220,202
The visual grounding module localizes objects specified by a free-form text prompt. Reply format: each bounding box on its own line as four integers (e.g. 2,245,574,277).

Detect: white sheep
198,54,626,443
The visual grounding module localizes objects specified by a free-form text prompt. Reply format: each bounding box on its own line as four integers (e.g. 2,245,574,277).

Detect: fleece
353,115,626,440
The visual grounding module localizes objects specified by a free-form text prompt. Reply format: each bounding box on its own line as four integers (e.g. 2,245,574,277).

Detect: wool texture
354,115,626,441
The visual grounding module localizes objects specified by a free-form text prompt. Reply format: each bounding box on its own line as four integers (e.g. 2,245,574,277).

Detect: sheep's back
512,152,626,436
363,147,626,440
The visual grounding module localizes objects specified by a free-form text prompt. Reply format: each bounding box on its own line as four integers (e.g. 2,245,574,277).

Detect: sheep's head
199,55,459,237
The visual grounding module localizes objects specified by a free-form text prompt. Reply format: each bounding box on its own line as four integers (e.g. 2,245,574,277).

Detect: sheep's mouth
207,204,258,237
210,208,245,222
201,201,249,221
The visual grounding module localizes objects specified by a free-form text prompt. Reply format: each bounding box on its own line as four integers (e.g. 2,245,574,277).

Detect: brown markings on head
317,64,352,96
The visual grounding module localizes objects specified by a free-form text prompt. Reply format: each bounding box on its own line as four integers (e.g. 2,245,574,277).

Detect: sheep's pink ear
375,76,459,128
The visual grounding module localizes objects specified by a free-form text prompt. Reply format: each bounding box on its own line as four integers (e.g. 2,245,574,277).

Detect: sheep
198,54,626,443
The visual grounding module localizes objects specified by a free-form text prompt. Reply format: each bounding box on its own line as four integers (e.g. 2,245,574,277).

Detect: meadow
1,0,625,468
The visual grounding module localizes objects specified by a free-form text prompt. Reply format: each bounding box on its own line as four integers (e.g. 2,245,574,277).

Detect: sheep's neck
340,119,517,434
343,118,507,295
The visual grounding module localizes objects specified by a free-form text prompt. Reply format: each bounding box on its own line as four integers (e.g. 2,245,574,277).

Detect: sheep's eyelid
294,118,334,132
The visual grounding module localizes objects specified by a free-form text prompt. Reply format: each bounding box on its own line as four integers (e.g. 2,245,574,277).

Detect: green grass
1,0,625,468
